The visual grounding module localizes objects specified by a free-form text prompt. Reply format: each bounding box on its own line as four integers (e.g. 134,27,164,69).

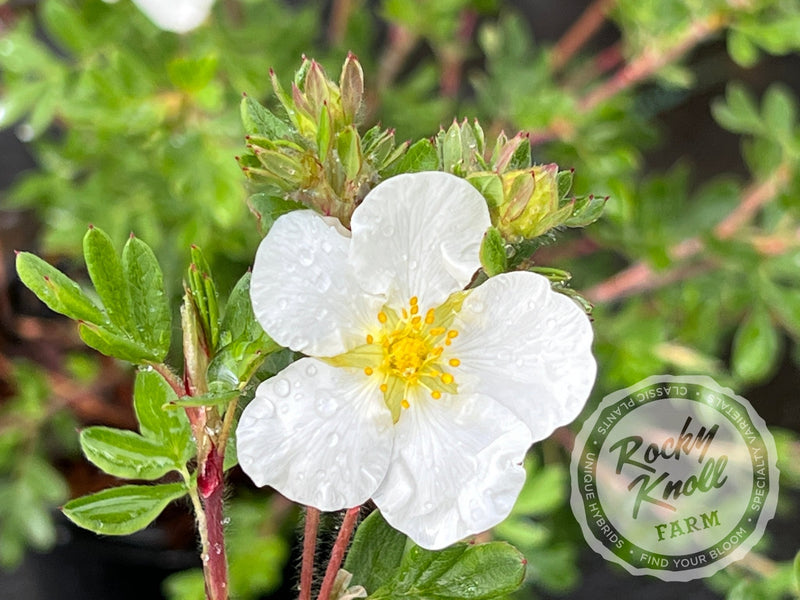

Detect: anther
425,309,435,324
378,311,387,324
366,334,374,344
401,399,410,409
411,316,421,326
447,330,459,339
431,391,442,399
449,358,461,367
380,383,388,393
410,304,419,315
410,296,418,305
429,327,446,336
402,308,409,319
441,373,454,385
364,367,374,376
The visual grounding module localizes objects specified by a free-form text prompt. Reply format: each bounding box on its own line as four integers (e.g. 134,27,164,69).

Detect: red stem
551,0,616,71
299,507,320,600
200,447,228,600
317,507,361,600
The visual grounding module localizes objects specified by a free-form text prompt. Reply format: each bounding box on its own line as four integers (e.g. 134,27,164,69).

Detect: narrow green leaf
762,84,797,139
122,235,171,361
564,195,607,227
167,55,218,93
241,95,293,138
344,510,407,594
727,29,760,68
369,542,526,600
480,227,508,276
15,252,107,325
80,427,183,480
188,245,220,353
83,227,135,336
40,0,89,54
442,121,462,173
337,126,363,180
508,135,531,170
62,483,187,536
556,169,574,199
133,370,194,463
712,84,763,135
78,322,159,363
317,102,333,162
732,305,781,383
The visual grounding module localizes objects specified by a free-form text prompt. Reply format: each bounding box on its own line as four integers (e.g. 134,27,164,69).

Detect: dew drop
546,317,557,328
252,400,275,419
423,501,434,511
274,378,291,397
299,249,314,267
382,226,395,237
321,240,333,254
328,432,340,447
408,259,418,270
470,299,485,313
278,298,289,310
213,543,223,555
314,394,338,417
306,364,318,377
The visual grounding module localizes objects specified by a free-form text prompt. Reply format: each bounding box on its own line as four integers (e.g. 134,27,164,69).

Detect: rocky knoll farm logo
570,376,778,581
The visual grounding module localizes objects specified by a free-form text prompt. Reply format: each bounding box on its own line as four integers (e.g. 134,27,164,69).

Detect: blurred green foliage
2,0,800,598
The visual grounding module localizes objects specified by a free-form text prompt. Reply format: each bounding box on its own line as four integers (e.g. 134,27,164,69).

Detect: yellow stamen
449,358,461,367
378,311,387,324
445,340,452,346
366,334,374,344
364,367,374,376
411,315,421,326
447,330,459,339
425,309,435,324
441,373,454,385
429,327,446,336
402,308,409,319
410,304,419,315
380,383,388,393
431,390,441,399
410,296,418,305
401,399,410,409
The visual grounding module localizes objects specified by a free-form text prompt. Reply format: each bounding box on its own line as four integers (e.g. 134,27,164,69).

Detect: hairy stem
299,507,321,600
317,507,361,600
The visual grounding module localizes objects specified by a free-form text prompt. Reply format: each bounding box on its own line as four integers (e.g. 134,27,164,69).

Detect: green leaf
134,370,194,463
248,193,307,233
80,427,184,480
344,510,408,594
467,173,504,207
793,549,800,596
368,542,526,600
188,246,220,353
508,136,531,170
83,226,134,336
221,272,268,344
556,169,573,199
62,483,187,536
241,95,293,139
390,139,439,175
762,84,797,141
732,305,781,383
78,322,160,363
167,390,240,408
727,29,760,68
40,0,89,54
15,252,107,325
337,125,363,180
711,83,763,135
168,55,218,93
480,227,508,276
122,235,171,361
564,195,607,227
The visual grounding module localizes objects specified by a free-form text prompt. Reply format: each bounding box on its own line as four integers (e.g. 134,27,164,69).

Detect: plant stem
551,0,616,71
317,506,361,600
299,507,321,600
585,164,792,303
579,13,727,111
199,447,229,600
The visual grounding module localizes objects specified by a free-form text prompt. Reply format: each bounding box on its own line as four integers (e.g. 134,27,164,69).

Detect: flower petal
349,172,490,311
236,358,393,511
372,389,531,550
251,210,384,357
447,271,596,441
132,0,214,33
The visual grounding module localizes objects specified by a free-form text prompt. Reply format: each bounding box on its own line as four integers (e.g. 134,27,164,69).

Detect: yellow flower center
326,292,466,423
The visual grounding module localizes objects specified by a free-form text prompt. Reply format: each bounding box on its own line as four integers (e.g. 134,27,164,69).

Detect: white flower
131,0,214,33
236,171,596,550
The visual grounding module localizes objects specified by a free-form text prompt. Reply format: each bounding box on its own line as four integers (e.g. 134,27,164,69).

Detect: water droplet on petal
328,432,340,447
321,241,333,254
408,259,418,270
315,394,338,417
278,298,289,310
306,364,318,377
382,226,395,237
299,249,314,267
274,378,291,397
470,299,485,313
252,400,275,419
